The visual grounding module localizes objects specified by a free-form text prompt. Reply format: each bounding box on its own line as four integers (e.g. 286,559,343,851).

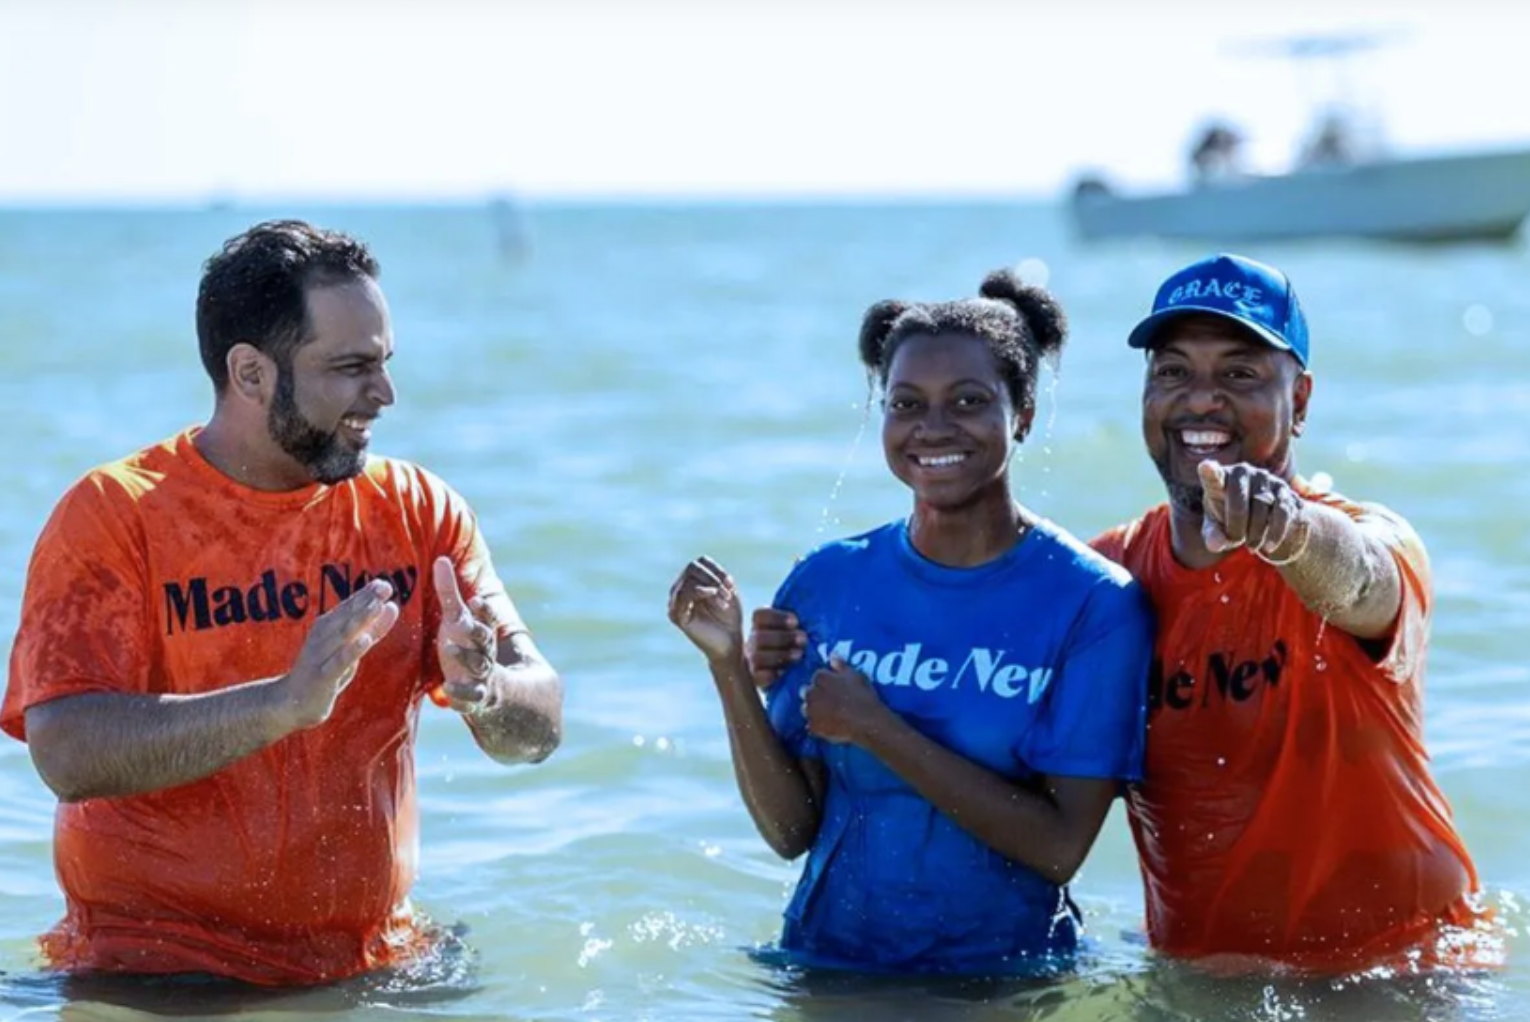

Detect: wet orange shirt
1091,486,1491,972
2,428,517,985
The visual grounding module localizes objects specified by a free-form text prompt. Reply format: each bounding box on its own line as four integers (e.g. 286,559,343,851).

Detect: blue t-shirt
763,518,1153,975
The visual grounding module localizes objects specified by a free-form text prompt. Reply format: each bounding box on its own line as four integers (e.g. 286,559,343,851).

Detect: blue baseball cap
1126,253,1310,367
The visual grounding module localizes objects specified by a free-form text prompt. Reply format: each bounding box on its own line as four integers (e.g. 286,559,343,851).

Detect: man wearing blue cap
746,254,1498,974
1089,252,1495,972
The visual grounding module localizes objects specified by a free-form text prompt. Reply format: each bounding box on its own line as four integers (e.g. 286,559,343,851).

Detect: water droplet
1217,757,1227,767
1315,657,1328,672
633,735,647,747
1016,257,1051,288
1463,303,1494,336
1219,594,1230,604
655,736,671,752
1213,572,1223,584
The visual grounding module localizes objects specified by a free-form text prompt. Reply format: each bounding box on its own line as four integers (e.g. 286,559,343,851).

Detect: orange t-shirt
1091,486,1494,973
2,428,519,985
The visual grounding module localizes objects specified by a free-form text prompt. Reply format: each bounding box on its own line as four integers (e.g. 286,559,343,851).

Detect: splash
816,382,875,538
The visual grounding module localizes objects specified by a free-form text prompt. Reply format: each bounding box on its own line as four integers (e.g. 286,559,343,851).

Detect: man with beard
746,254,1497,974
2,220,564,986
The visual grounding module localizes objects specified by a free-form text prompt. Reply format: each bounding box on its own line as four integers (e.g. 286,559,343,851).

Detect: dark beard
1151,449,1205,516
268,368,366,484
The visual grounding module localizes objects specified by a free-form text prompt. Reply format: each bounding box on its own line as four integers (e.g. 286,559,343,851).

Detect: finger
332,600,402,684
1220,468,1252,546
433,556,470,622
684,559,728,590
468,595,505,629
1197,460,1227,507
751,606,799,630
1201,514,1237,554
1244,481,1277,550
696,556,737,592
445,641,494,680
441,676,488,710
320,580,396,648
1257,490,1296,557
749,627,804,654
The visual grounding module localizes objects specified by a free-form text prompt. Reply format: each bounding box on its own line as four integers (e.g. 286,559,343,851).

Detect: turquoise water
0,202,1527,1021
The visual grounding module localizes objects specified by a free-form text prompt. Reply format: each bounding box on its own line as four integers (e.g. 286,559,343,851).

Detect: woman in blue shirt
668,269,1153,975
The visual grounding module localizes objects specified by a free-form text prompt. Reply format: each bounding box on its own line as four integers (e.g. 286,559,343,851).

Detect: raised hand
281,578,400,729
433,556,499,713
1198,460,1308,561
668,556,744,663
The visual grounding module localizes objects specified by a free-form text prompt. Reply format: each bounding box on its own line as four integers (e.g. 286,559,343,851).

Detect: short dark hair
195,219,380,392
857,268,1068,418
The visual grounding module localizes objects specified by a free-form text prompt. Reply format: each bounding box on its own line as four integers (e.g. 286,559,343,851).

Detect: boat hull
1069,148,1530,243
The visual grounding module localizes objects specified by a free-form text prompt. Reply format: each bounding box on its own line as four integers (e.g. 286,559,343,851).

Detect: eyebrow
325,349,392,364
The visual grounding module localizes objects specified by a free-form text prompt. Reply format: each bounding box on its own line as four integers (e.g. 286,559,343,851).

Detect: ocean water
0,200,1527,1022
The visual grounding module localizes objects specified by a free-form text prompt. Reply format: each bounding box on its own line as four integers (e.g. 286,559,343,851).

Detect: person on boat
746,253,1500,976
668,270,1154,975
2,219,565,986
1188,121,1247,183
1299,110,1359,168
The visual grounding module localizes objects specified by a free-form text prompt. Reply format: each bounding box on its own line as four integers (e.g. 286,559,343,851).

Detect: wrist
258,675,310,741
854,703,902,752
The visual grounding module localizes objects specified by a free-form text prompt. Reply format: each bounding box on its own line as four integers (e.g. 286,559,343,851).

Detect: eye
886,395,920,413
954,393,992,410
1152,363,1187,380
1224,366,1260,382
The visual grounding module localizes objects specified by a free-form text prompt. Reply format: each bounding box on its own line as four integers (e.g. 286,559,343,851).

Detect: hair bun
857,299,911,369
979,269,1067,358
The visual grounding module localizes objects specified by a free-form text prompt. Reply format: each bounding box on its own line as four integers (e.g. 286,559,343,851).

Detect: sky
1,0,1527,203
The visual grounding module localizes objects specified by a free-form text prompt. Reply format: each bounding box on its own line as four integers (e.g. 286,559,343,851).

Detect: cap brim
1127,306,1296,358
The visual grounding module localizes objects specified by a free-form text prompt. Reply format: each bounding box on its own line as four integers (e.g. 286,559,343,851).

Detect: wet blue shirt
764,518,1153,975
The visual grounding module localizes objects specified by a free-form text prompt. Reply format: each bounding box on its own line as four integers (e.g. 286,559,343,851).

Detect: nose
913,403,958,441
1182,375,1225,417
369,366,397,409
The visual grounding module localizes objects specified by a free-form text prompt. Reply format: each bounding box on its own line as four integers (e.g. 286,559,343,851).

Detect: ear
1291,370,1313,437
226,343,275,404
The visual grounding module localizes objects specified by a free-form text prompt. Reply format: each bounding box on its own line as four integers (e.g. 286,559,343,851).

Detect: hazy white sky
1,0,1525,202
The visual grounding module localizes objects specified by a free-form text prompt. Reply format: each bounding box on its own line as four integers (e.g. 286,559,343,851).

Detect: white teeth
917,453,967,467
1181,430,1231,447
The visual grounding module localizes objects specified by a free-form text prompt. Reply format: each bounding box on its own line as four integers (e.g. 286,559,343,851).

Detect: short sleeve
2,478,152,741
414,468,527,700
1355,503,1430,684
1021,580,1154,782
761,559,826,761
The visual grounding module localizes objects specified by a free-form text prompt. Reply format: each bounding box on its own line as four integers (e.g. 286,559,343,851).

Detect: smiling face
882,331,1026,511
1142,315,1311,514
268,278,397,484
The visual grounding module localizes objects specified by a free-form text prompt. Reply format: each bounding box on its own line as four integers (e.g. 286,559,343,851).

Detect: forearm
710,652,822,859
1269,502,1401,639
24,682,294,803
860,714,1093,883
463,648,564,765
